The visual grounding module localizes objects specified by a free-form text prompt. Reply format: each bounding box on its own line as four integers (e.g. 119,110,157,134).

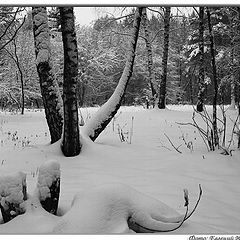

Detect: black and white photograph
0,5,239,236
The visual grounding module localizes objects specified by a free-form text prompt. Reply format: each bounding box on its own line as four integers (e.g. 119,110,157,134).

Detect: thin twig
164,133,182,154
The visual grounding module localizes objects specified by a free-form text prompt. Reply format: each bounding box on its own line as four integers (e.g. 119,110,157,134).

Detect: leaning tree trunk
142,7,157,102
32,7,63,144
158,7,171,109
83,7,143,141
60,7,81,157
196,7,205,112
207,8,219,148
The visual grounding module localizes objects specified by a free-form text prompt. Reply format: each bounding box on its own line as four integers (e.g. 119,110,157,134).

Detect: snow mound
37,160,60,201
0,172,26,210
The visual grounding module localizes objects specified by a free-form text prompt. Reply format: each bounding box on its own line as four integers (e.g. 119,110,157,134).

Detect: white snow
0,172,26,209
37,160,60,201
0,105,239,234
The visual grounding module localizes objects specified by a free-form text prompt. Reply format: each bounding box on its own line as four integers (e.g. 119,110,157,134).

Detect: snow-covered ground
0,105,239,234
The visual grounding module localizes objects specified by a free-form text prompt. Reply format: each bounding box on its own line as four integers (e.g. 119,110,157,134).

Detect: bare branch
147,7,164,19
0,7,19,41
193,7,200,17
0,16,26,51
164,133,182,154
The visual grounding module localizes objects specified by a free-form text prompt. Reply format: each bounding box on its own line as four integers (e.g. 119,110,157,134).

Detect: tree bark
196,7,205,112
60,7,81,157
207,8,219,148
83,7,143,141
158,7,171,109
142,8,157,101
32,7,63,144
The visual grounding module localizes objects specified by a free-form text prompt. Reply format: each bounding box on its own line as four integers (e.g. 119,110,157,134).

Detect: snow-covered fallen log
0,172,27,223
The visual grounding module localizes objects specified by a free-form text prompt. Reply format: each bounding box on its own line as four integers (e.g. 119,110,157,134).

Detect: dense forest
1,6,239,111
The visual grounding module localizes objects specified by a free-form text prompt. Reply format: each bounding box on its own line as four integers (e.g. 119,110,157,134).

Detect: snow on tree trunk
142,8,157,101
158,7,171,109
37,160,60,215
60,7,81,157
196,7,205,112
0,172,27,223
32,7,63,144
83,7,143,141
207,8,219,148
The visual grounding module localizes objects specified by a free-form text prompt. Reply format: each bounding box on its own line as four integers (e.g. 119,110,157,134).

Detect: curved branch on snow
129,184,202,233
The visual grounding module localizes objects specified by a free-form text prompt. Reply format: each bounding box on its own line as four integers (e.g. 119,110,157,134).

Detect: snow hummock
0,172,26,210
37,160,60,201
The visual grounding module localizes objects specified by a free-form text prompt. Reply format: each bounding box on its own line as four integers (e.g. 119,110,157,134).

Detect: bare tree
158,7,171,109
83,7,143,141
32,7,63,144
196,7,205,112
60,7,81,157
142,7,157,103
4,39,25,114
207,7,219,148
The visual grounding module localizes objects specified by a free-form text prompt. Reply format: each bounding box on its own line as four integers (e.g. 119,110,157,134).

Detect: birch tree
158,7,171,109
60,7,81,157
83,7,143,141
32,7,63,144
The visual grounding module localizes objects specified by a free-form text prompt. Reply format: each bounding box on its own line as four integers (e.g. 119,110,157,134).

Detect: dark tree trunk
230,45,236,109
13,40,25,115
196,7,205,112
32,7,63,144
207,8,219,148
60,7,81,157
83,7,143,141
142,8,157,101
158,7,171,109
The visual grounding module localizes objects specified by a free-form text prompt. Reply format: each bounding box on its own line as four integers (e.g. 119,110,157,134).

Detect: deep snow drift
0,105,239,234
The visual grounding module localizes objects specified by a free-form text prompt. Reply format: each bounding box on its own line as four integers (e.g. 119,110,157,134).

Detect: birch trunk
196,7,205,112
32,7,63,144
158,7,171,109
83,7,143,141
60,7,81,157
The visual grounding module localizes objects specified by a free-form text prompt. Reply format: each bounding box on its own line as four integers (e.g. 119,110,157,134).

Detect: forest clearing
0,6,240,234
